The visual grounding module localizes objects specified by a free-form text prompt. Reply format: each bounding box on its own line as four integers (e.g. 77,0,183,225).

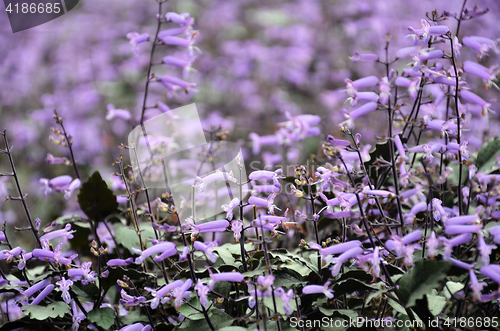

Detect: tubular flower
193,240,218,263
56,277,73,304
186,218,229,241
302,281,334,299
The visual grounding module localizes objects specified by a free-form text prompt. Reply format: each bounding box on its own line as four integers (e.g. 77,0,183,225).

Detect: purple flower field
1,0,500,330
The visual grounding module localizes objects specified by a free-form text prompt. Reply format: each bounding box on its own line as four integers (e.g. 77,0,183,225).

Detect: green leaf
87,307,115,329
77,171,119,221
476,137,500,173
71,282,99,302
398,259,452,307
332,278,378,297
21,302,69,320
113,222,156,252
263,293,297,315
443,281,464,300
387,297,407,316
272,269,306,288
219,327,247,331
427,293,446,316
174,309,234,331
213,245,236,265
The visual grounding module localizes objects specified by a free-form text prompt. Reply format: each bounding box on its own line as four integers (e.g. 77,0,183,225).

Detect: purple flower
478,235,496,266
165,12,192,26
40,223,75,241
344,76,379,96
56,277,73,304
171,279,192,310
64,179,81,199
463,36,499,60
379,77,391,104
0,246,21,263
162,56,196,78
408,20,449,45
460,90,492,116
275,287,294,314
106,104,131,121
439,234,472,260
158,74,197,91
107,258,134,267
480,264,500,284
385,230,423,258
19,279,50,302
45,153,69,165
30,284,55,305
444,225,482,235
302,281,333,299
489,226,500,244
426,231,439,259
249,133,279,154
464,61,500,88
249,169,283,188
71,301,85,331
469,270,486,301
120,289,146,306
195,279,210,309
318,240,362,257
231,220,243,242
209,272,244,290
39,175,73,196
126,32,149,56
68,262,95,285
195,171,237,192
193,241,218,263
350,51,378,62
186,219,229,241
33,240,76,265
329,247,364,276
132,241,176,264
342,102,378,128
145,279,183,309
221,198,240,220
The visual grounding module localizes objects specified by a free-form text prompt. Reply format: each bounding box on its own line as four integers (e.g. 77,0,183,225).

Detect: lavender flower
40,223,75,241
469,270,486,301
107,258,134,267
195,279,210,309
145,280,183,310
106,104,131,121
440,234,472,260
39,175,73,196
170,279,192,310
302,281,333,298
209,272,244,290
221,197,240,220
231,220,243,242
56,277,73,304
249,169,283,188
193,240,218,263
68,262,96,285
19,279,50,302
328,247,364,277
186,218,229,241
480,264,500,284
120,289,146,306
126,32,149,56
30,284,55,305
132,241,177,264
